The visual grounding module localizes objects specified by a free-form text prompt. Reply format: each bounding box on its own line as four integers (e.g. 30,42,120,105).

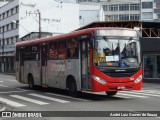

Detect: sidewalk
0,72,15,76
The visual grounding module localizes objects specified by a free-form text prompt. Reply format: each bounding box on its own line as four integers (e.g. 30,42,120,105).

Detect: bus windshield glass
93,30,141,68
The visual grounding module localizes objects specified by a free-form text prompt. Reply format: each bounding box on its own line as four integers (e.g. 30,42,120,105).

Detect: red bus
15,27,142,97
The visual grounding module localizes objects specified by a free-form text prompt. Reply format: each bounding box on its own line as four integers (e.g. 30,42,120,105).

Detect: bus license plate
117,86,125,90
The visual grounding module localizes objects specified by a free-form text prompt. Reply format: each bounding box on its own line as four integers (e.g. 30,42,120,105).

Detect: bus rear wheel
106,91,117,96
28,75,35,89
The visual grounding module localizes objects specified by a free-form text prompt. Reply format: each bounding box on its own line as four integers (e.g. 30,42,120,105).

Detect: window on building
11,8,14,15
103,5,108,11
142,12,153,19
2,13,5,19
130,14,140,20
109,4,118,11
130,4,140,11
7,10,9,17
16,6,19,13
142,2,153,9
119,4,129,11
143,55,160,78
16,20,19,28
11,22,14,29
10,37,14,44
106,15,118,21
7,38,9,45
119,14,129,20
7,24,9,31
1,26,4,33
16,35,19,42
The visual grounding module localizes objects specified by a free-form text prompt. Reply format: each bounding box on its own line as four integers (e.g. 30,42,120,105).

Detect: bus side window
67,38,78,58
58,40,66,59
48,42,58,59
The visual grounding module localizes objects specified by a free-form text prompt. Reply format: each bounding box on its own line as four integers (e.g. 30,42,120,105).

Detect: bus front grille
105,72,136,77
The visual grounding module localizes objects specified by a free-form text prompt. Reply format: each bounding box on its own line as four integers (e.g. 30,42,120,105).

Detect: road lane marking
45,93,90,102
10,95,49,105
0,81,3,82
0,90,33,94
0,85,9,87
29,93,70,103
117,93,149,98
121,91,160,97
0,97,25,107
139,90,160,95
114,95,132,99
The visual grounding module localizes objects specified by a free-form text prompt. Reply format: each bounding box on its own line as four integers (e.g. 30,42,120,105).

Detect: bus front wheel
106,91,117,96
69,80,78,97
28,75,35,89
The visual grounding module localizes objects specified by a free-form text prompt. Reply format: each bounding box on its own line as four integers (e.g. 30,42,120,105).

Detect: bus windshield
93,36,141,68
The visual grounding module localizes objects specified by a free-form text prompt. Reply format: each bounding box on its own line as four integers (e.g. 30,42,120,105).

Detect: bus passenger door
41,45,47,87
81,40,91,90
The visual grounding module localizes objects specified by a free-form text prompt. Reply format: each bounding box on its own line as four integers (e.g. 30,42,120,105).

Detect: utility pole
38,9,41,38
26,9,41,38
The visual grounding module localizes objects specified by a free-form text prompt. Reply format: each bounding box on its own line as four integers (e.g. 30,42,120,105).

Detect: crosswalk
0,89,160,108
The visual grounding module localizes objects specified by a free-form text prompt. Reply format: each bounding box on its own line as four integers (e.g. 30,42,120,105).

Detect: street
0,74,160,120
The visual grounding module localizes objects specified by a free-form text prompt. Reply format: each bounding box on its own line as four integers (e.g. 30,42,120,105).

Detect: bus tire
28,74,35,89
68,79,78,97
106,91,117,96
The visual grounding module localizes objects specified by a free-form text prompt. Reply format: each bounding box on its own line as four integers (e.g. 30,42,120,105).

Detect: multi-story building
79,3,104,27
77,0,160,21
141,0,160,20
0,0,79,72
77,0,140,21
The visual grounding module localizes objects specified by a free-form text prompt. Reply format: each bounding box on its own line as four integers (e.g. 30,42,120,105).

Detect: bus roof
16,27,135,47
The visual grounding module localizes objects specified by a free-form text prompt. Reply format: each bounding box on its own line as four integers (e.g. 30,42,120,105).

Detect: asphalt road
0,74,160,120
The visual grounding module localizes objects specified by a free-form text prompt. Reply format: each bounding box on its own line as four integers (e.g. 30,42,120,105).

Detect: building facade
141,0,160,20
79,3,104,27
0,0,79,72
77,0,141,21
77,0,160,21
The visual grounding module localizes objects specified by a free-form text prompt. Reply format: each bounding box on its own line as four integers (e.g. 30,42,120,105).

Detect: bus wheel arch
66,75,79,97
28,73,35,89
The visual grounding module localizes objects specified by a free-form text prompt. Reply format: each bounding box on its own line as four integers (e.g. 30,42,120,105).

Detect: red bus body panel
90,49,142,92
91,66,142,92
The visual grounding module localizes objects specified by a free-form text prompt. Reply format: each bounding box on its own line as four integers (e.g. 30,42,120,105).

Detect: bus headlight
134,75,142,83
92,75,107,84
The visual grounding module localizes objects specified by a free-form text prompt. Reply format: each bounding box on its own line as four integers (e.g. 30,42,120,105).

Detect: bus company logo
49,63,66,72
